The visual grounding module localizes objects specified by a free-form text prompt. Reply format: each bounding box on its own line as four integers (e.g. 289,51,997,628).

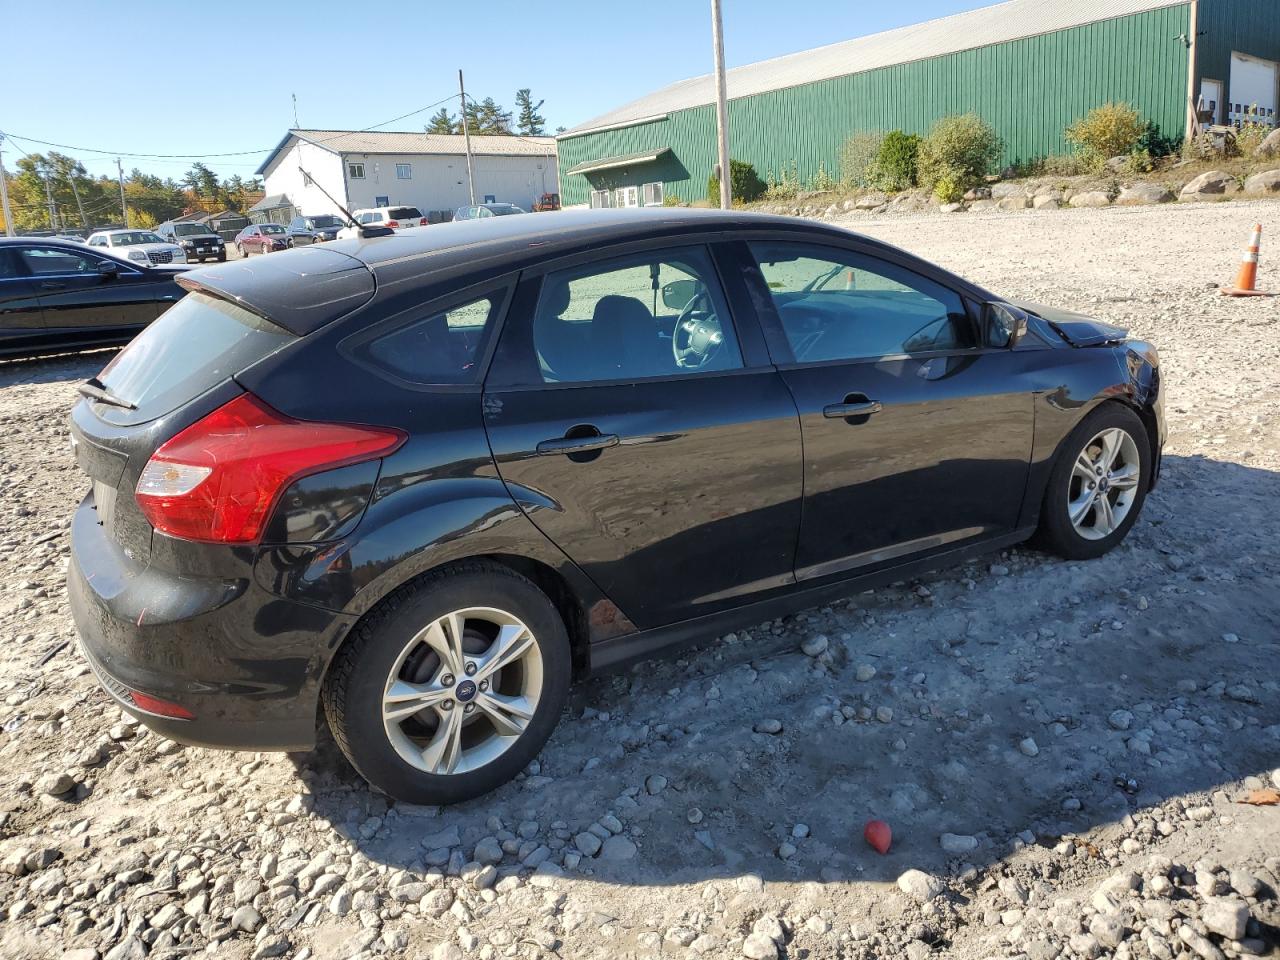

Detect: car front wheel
322,563,571,804
1037,403,1151,561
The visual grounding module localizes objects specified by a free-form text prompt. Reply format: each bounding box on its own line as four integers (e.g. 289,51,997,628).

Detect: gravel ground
0,200,1277,960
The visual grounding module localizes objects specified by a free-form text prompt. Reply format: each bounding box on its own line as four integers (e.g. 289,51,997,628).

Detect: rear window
97,292,294,422
388,207,422,220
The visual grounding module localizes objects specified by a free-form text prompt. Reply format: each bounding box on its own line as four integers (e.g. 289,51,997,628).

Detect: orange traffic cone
1221,224,1274,297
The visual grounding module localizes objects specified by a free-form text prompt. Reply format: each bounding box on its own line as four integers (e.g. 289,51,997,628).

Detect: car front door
0,248,48,354
483,242,804,629
19,245,161,339
740,239,1035,583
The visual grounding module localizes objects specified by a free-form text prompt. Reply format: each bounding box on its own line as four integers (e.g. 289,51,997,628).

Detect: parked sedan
86,229,187,266
286,214,346,245
0,237,185,359
234,223,291,256
453,202,526,220
67,210,1164,804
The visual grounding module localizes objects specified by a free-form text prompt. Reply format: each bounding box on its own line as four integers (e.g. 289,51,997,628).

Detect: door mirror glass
984,302,1029,348
661,278,699,311
98,260,119,279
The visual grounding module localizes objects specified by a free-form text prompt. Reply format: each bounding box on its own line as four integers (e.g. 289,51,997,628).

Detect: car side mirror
662,279,699,311
98,261,119,281
984,302,1029,348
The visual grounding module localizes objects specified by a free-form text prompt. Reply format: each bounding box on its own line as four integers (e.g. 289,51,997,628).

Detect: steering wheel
671,292,727,370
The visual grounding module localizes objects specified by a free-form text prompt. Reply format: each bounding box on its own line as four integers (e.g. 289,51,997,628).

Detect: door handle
536,433,620,457
39,281,67,291
823,399,882,419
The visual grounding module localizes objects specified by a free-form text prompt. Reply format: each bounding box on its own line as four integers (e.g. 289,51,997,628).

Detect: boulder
963,186,992,201
1180,170,1241,199
1117,183,1175,205
1069,191,1112,208
968,199,998,212
990,182,1028,199
998,196,1031,211
855,193,888,210
1033,196,1062,210
1244,169,1280,195
939,202,965,213
1256,128,1280,158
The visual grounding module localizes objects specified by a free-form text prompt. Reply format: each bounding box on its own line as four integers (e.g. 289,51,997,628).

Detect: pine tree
426,108,458,135
515,88,546,136
464,97,513,135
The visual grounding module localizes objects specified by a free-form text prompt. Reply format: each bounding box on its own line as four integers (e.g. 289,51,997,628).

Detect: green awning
566,148,672,177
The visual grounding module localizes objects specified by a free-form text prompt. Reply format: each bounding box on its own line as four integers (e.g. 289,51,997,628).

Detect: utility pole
0,135,15,237
711,0,732,210
116,158,128,228
63,159,88,230
44,169,58,231
292,92,300,128
458,69,476,205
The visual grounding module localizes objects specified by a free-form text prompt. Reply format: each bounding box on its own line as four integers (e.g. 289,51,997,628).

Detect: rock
742,934,779,959
1201,898,1250,940
1033,195,1062,210
1230,869,1262,897
231,905,262,933
940,202,965,213
1178,924,1226,960
1255,128,1280,157
801,634,828,657
940,833,979,854
753,718,783,735
875,706,894,723
777,842,796,859
61,951,98,960
1118,183,1174,205
897,869,944,901
421,888,454,917
104,939,146,960
420,824,460,849
431,945,464,960
998,196,1030,211
1069,191,1112,208
855,665,876,682
38,772,75,796
599,835,637,861
1109,710,1134,730
1089,912,1126,949
856,194,888,210
645,774,667,795
574,832,602,857
472,837,503,865
1180,170,1241,199
969,199,998,212
1244,170,1280,195
965,186,993,201
1019,737,1040,757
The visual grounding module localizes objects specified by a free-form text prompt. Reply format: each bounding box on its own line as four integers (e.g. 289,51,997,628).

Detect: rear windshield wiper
78,377,137,410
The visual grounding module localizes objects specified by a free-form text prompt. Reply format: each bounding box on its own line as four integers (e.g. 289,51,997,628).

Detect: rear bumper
68,491,354,751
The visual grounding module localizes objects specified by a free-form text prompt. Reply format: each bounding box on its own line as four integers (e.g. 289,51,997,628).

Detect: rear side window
97,292,294,422
347,292,504,385
388,207,422,220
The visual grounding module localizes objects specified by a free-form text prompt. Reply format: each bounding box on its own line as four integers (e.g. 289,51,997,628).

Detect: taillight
129,691,194,720
419,217,428,226
135,393,405,544
385,220,400,229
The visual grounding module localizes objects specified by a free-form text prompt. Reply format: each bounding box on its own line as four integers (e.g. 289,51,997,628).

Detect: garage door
1230,52,1278,127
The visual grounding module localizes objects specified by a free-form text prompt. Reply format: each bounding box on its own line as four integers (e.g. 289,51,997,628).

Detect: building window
589,189,613,209
616,186,640,208
348,162,365,179
642,182,664,206
396,163,412,180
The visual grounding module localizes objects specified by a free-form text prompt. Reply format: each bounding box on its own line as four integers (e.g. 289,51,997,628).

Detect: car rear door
482,241,804,630
0,247,48,354
19,245,161,339
738,238,1035,583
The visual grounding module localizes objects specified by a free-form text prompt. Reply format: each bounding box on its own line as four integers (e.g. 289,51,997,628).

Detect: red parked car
234,224,292,256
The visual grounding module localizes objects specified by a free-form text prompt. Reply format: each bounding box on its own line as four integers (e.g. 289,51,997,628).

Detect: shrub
707,159,766,205
917,114,1003,202
1065,103,1146,168
127,207,158,228
840,132,885,189
1124,148,1156,175
765,161,801,201
1234,119,1271,157
662,194,684,207
875,131,921,190
810,161,837,193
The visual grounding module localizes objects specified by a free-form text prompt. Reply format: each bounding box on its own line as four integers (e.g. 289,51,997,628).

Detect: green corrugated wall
558,4,1192,206
1197,0,1280,120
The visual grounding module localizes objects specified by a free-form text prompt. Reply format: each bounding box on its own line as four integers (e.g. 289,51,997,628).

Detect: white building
255,129,559,223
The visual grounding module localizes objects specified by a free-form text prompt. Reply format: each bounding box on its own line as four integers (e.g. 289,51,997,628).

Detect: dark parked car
453,202,526,220
234,223,291,256
155,221,227,263
67,210,1164,804
286,214,346,245
0,237,186,359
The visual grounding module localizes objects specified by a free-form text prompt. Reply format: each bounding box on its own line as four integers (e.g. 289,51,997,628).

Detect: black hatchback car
1,237,186,359
68,210,1164,804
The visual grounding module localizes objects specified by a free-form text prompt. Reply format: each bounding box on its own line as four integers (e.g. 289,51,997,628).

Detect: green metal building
557,0,1280,208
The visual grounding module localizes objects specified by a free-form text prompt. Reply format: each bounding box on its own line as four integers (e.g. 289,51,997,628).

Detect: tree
464,97,512,135
426,108,459,135
514,89,546,136
182,162,222,200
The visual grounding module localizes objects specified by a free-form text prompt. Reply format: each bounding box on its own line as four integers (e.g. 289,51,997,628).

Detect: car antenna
296,166,393,239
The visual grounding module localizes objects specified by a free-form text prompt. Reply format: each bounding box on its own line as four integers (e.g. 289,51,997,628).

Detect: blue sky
1,0,984,182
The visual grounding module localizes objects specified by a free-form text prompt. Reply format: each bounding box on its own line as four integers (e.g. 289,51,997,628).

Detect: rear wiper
78,377,136,410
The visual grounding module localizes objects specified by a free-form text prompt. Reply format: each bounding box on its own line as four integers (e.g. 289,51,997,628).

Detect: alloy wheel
382,607,543,776
1067,427,1141,540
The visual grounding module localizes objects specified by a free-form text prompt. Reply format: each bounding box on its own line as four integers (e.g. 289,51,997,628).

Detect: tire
1036,403,1151,561
322,563,572,804
235,243,244,257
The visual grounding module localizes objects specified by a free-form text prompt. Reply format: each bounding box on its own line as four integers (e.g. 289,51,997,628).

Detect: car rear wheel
1037,404,1151,561
235,243,244,257
322,563,571,804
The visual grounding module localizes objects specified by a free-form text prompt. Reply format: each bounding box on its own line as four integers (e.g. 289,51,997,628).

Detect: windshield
487,205,525,216
260,224,287,235
173,223,214,237
387,207,422,220
112,231,164,246
309,215,343,228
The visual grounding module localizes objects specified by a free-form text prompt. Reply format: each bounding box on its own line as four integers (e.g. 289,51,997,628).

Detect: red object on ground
864,819,892,854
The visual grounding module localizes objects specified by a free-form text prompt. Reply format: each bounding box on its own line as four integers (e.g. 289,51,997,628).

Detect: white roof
561,0,1185,137
258,129,556,175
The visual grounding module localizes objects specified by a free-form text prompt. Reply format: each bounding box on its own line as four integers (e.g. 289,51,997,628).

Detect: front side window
348,162,365,179
19,247,99,276
395,163,412,179
748,242,973,363
530,246,743,384
350,292,503,385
